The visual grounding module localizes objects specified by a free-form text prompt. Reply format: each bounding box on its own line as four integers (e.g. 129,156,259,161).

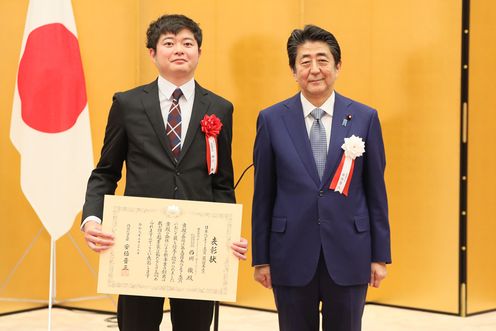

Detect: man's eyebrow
299,52,330,59
316,52,330,57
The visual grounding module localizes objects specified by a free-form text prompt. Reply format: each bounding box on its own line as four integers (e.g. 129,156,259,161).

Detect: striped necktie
166,88,183,159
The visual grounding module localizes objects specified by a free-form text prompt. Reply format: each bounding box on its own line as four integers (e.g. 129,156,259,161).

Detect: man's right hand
83,221,115,252
254,265,272,289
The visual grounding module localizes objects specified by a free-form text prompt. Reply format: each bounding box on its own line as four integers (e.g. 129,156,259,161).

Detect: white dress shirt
81,76,196,229
301,91,335,151
157,75,195,147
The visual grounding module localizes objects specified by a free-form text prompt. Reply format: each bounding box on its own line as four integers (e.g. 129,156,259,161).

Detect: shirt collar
157,75,195,101
300,91,335,118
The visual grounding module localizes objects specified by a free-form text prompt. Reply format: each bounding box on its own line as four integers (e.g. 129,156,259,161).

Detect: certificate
97,195,243,302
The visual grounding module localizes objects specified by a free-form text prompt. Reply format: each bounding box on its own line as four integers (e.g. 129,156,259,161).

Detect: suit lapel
141,79,177,163
282,93,321,187
177,81,209,164
321,92,353,187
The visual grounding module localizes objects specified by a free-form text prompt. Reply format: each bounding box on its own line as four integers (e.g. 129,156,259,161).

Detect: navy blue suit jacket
252,92,391,287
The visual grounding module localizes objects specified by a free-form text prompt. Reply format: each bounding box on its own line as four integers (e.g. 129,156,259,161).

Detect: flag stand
0,227,46,305
45,234,116,330
0,228,115,330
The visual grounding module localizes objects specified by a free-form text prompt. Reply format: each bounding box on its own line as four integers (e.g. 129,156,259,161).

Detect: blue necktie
310,108,327,181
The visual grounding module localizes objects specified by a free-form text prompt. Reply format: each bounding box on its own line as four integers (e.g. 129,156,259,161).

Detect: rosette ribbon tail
329,154,355,196
205,135,218,175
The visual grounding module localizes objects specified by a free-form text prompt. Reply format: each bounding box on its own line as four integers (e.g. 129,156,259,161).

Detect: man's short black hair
146,14,202,51
287,25,341,71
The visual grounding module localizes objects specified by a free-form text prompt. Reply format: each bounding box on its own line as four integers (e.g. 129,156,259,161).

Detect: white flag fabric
10,0,93,240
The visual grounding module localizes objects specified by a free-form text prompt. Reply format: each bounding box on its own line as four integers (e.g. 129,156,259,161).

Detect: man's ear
149,48,156,61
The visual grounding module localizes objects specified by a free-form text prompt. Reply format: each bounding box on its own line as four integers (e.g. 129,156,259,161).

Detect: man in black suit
81,14,247,331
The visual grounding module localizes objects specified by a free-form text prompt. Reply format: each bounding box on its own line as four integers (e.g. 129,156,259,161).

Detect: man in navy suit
252,25,391,331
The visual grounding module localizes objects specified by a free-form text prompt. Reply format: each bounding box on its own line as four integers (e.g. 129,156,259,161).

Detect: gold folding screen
1,0,494,317
467,0,496,315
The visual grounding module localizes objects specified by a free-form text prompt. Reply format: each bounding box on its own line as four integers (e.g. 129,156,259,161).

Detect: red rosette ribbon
329,154,356,196
200,114,223,175
329,135,365,196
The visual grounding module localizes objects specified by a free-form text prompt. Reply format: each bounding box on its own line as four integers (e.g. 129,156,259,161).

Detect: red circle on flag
18,23,87,133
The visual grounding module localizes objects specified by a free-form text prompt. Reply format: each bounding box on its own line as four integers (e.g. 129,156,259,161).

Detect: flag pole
48,238,55,330
54,242,57,300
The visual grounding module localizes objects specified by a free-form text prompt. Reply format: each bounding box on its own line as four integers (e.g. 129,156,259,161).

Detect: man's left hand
369,262,387,288
231,237,248,260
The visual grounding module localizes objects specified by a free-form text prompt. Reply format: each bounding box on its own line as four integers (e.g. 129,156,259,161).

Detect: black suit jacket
82,79,235,221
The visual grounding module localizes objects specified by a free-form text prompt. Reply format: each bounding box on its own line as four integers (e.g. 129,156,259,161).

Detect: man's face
149,29,200,83
293,41,340,101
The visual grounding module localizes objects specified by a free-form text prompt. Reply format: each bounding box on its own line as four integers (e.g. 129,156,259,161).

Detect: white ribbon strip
208,136,218,175
334,156,353,193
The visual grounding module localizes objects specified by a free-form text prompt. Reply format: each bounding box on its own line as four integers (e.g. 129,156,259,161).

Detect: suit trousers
117,294,214,331
273,252,368,331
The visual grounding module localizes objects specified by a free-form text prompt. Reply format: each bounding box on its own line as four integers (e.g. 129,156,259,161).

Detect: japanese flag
10,0,93,240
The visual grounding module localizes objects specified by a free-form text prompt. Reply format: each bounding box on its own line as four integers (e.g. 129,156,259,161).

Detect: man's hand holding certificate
97,195,243,302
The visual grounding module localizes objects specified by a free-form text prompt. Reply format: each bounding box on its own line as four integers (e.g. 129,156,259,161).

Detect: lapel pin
342,114,352,127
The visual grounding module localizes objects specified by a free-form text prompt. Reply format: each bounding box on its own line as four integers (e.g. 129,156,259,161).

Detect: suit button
319,190,324,197
317,218,321,225
176,171,181,176
174,186,178,191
